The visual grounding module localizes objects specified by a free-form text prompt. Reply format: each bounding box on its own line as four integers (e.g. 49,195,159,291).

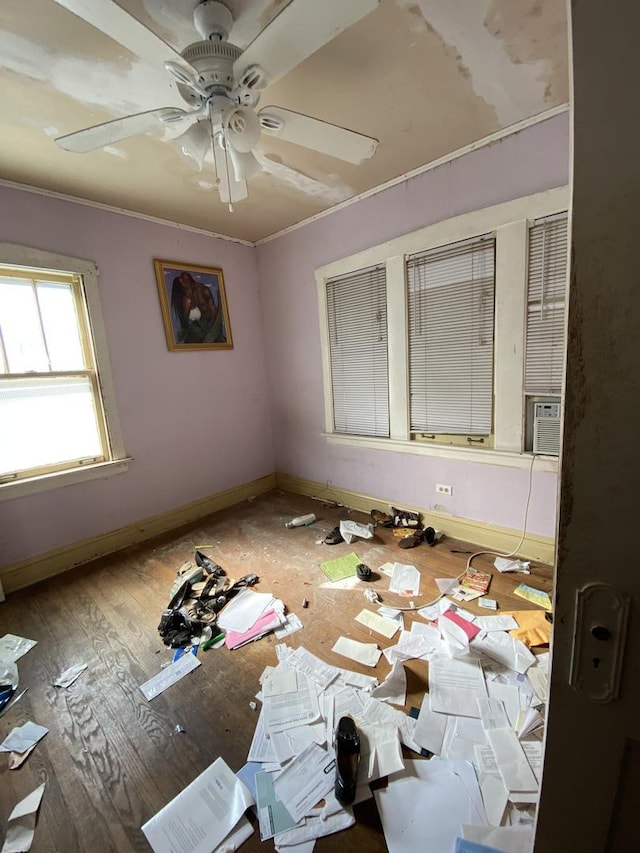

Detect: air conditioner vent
533,402,561,455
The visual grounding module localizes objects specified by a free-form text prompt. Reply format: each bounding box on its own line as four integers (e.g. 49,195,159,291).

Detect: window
525,213,569,397
316,187,570,467
0,245,126,496
327,265,389,437
407,235,495,442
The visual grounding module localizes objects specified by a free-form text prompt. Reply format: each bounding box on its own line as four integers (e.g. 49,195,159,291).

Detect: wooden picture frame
154,259,233,351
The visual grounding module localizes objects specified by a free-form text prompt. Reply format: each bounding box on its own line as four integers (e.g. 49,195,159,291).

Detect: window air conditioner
533,402,561,456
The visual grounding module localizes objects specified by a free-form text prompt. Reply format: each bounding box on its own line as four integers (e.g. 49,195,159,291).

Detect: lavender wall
0,185,274,566
256,113,570,539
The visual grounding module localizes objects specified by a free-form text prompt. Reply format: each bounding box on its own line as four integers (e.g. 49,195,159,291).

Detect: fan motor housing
177,40,242,104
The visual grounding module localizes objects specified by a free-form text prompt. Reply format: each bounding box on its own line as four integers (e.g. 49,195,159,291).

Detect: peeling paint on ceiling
0,0,569,241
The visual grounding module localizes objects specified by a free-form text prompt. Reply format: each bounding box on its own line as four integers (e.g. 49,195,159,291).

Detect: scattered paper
479,774,509,826
262,667,298,699
215,816,253,852
486,728,538,793
418,598,452,621
374,759,487,853
503,610,552,647
460,569,491,595
225,606,285,650
371,660,407,705
139,653,201,700
332,636,381,668
487,681,521,729
355,609,400,639
441,715,487,764
274,808,355,848
359,722,405,782
263,672,321,733
517,708,544,739
383,632,437,665
474,615,518,632
389,563,420,597
54,663,88,688
256,770,297,840
218,590,276,633
451,587,484,603
494,557,531,574
339,519,374,544
142,758,254,853
429,656,488,718
0,634,37,663
1,783,45,853
440,611,481,645
436,578,459,595
526,664,549,704
320,551,361,582
274,614,303,640
471,632,536,675
247,709,278,764
272,742,335,823
479,598,498,610
413,693,447,755
0,722,48,754
513,584,552,611
460,825,534,853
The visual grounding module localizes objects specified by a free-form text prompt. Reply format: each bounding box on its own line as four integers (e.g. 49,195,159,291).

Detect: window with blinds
0,265,110,482
525,213,569,396
327,265,389,437
407,235,495,437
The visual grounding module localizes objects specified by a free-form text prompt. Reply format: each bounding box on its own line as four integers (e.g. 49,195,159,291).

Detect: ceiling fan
52,0,380,209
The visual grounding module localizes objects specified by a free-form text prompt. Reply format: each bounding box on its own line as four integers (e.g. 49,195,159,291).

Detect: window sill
323,433,559,472
0,457,133,502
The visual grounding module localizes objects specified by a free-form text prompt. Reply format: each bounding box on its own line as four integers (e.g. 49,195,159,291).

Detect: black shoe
335,716,360,806
356,563,372,581
195,551,225,576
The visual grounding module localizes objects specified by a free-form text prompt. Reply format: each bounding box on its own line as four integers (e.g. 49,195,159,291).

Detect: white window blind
407,235,495,435
327,265,389,437
525,213,569,395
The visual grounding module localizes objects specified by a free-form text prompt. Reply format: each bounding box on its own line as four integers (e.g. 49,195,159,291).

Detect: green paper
320,551,361,582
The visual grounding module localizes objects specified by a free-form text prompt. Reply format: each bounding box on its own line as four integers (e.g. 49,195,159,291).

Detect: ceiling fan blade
258,107,378,165
50,0,199,80
212,136,248,205
234,0,380,87
55,108,188,153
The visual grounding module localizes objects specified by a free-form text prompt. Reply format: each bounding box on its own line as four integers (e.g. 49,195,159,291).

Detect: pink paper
440,610,480,641
224,609,282,650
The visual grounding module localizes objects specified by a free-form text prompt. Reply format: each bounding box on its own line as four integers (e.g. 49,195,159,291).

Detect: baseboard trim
0,473,277,594
276,473,556,565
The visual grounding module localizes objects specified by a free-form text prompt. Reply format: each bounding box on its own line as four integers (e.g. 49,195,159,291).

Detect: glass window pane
36,282,85,370
0,375,104,476
0,278,49,373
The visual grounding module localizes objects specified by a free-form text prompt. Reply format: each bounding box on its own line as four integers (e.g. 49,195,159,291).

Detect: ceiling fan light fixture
223,106,261,154
173,120,211,171
228,148,261,183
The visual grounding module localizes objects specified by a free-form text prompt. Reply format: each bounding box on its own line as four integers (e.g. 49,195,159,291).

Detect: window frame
316,187,570,472
0,243,129,501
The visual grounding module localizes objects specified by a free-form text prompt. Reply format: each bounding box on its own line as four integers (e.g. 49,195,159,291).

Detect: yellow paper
502,610,551,647
513,583,552,611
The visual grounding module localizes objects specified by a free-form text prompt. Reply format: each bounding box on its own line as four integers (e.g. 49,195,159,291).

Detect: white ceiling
0,0,569,242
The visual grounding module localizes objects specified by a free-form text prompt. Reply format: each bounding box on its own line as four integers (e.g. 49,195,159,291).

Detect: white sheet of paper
332,636,381,668
359,696,421,754
54,663,88,688
142,758,253,853
371,661,407,705
272,742,335,823
488,681,521,729
441,715,487,763
493,558,531,574
218,590,275,633
359,722,404,782
332,686,366,721
355,609,400,639
418,598,452,621
389,563,420,596
486,728,538,793
461,825,534,853
526,665,549,704
374,759,487,853
274,808,355,848
0,722,48,754
474,744,500,776
0,634,37,663
517,708,544,739
413,693,447,755
274,614,303,640
480,774,509,826
339,519,374,543
270,721,327,765
474,615,519,632
139,653,201,700
1,783,45,853
472,631,536,675
477,697,511,733
436,578,459,594
263,667,298,698
383,629,439,665
276,645,339,692
429,655,487,717
263,673,321,733
521,741,543,783
247,708,278,764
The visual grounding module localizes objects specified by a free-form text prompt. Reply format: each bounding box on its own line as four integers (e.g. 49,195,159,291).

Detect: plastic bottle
284,513,316,528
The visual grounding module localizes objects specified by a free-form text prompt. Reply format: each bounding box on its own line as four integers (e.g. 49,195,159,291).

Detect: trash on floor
1,783,45,853
54,663,88,688
139,652,201,701
0,634,37,663
284,513,316,529
339,520,374,544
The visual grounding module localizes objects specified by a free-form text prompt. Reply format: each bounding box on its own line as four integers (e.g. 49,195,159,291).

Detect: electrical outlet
436,483,452,496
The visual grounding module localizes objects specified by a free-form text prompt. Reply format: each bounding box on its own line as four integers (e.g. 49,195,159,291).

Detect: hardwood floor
0,490,553,852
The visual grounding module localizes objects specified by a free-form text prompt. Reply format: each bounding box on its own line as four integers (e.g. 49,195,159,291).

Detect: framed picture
154,259,233,351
